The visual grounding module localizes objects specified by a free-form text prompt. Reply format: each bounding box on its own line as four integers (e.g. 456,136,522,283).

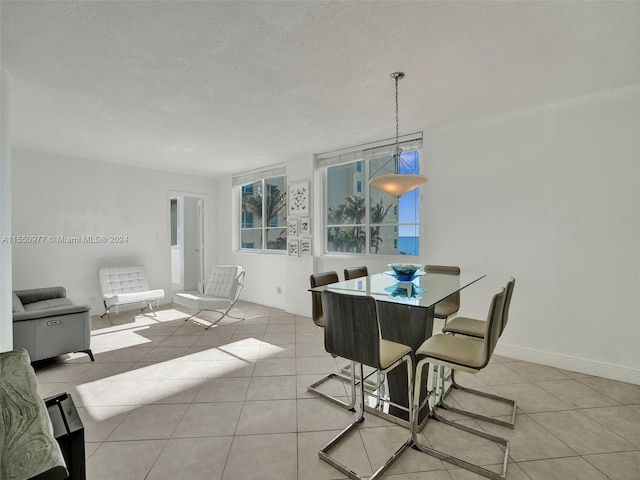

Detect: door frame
168,191,209,294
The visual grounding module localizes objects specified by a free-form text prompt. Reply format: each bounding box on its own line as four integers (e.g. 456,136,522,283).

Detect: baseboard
285,303,311,318
495,343,640,386
237,292,286,311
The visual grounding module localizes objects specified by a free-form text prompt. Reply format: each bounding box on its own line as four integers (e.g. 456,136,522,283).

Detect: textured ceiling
2,1,640,177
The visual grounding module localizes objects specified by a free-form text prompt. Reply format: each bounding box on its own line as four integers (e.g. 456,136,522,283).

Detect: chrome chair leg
319,357,413,480
412,363,511,480
439,369,517,429
308,360,357,411
183,307,244,329
141,299,159,316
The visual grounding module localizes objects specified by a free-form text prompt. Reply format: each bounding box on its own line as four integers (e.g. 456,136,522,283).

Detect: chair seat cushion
104,289,165,308
379,339,412,370
442,316,485,338
173,291,231,311
416,334,485,371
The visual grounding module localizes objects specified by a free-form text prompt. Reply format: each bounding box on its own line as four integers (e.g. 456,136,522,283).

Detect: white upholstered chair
98,265,165,320
173,265,245,329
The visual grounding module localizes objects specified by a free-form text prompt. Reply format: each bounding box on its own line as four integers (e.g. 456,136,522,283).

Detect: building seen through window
326,150,421,256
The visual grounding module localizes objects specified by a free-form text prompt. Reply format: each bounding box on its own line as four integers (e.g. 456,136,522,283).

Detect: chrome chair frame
412,365,510,480
308,272,357,410
411,287,511,480
318,291,414,480
441,277,517,428
320,360,413,480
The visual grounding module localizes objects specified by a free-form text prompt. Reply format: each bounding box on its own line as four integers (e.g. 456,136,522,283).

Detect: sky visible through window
397,151,420,255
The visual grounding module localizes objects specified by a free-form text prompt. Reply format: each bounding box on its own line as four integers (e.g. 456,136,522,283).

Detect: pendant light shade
368,72,428,196
368,173,429,196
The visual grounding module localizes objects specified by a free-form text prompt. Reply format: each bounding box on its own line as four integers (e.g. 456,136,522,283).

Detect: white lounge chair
98,265,165,320
173,265,245,329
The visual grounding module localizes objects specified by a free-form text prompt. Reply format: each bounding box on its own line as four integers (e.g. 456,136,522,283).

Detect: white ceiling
2,1,640,177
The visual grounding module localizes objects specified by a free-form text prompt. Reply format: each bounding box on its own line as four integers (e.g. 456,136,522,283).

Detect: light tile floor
34,302,640,480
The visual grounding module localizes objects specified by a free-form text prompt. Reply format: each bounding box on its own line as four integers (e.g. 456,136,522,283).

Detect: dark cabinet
45,393,86,480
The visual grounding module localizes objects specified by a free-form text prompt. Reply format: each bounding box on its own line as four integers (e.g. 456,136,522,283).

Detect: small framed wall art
287,219,298,236
288,239,299,256
300,238,312,256
288,181,309,214
299,217,311,235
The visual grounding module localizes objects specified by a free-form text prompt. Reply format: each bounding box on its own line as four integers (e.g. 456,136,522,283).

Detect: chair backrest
481,287,507,368
310,271,339,327
500,277,516,336
205,265,245,302
98,265,151,297
322,290,382,369
424,265,461,310
344,266,369,281
424,265,460,276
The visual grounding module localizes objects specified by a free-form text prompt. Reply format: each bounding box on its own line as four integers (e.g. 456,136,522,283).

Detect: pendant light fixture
368,72,428,196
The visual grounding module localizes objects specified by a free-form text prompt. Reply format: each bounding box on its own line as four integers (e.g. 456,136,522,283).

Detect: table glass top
311,271,485,309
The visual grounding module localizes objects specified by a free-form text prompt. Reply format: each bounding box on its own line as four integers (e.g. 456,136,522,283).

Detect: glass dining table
310,269,485,424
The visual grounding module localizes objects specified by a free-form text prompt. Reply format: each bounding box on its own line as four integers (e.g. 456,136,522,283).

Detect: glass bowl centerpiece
388,263,423,281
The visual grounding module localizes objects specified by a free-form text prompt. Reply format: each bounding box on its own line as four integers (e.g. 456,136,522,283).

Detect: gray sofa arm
13,304,91,322
15,286,67,305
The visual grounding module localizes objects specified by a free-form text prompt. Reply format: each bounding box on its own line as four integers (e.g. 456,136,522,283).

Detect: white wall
10,149,217,314
0,68,12,352
214,155,316,313
423,84,640,383
214,84,640,384
214,172,289,310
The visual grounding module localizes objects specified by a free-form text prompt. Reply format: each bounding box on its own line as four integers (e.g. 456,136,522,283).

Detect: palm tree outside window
325,151,421,256
240,176,287,251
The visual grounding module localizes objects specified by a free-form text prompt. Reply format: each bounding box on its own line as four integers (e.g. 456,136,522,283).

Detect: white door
170,194,206,293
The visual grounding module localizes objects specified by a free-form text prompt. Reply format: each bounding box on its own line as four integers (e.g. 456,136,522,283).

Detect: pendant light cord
395,75,400,147
368,71,428,195
369,71,414,180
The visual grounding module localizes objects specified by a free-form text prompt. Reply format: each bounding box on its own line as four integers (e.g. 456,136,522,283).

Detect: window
320,133,422,256
238,175,287,252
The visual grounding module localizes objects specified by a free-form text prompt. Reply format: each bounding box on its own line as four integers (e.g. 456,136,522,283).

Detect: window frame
319,133,423,258
234,165,288,254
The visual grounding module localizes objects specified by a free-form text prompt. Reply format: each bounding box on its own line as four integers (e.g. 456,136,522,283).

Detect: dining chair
340,266,386,400
411,287,510,480
343,265,369,281
319,290,414,480
307,272,356,410
424,265,461,322
443,277,516,339
441,277,517,428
